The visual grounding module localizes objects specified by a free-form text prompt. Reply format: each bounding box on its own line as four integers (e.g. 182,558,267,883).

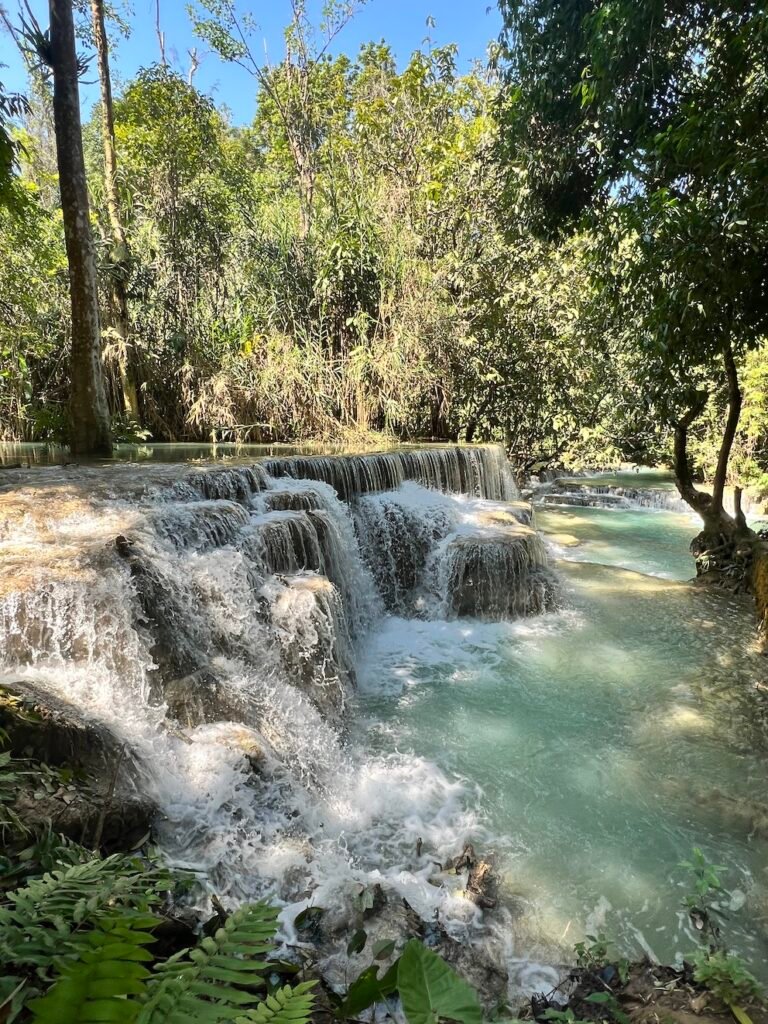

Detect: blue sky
1,1,502,125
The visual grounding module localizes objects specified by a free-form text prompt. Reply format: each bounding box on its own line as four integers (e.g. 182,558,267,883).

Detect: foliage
0,0,625,470
573,933,610,972
680,847,726,908
582,991,630,1024
0,854,173,976
335,935,482,1024
691,950,762,1010
397,938,483,1024
0,77,29,210
0,838,486,1024
2,0,768,497
28,913,159,1023
20,901,318,1024
238,982,317,1024
0,843,315,1024
337,961,399,1018
138,901,283,1023
0,736,27,838
679,848,764,1014
497,0,768,523
542,1010,589,1024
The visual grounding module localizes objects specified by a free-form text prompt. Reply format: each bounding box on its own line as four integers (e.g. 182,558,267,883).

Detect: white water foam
1,447,558,1000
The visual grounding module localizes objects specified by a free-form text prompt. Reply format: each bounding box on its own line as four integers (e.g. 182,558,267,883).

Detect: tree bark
672,352,757,582
672,392,712,518
711,341,742,516
49,0,112,456
90,0,141,423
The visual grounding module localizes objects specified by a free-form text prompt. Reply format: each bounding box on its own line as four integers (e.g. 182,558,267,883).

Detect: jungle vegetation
0,0,767,519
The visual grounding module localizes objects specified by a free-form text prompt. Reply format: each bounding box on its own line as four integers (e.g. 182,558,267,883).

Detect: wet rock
0,679,155,852
215,724,266,773
312,882,508,1011
264,489,325,513
314,889,419,994
114,534,211,690
437,934,509,1011
432,527,559,620
13,781,153,853
151,906,199,959
1,678,134,773
437,842,498,910
265,573,355,724
164,668,247,728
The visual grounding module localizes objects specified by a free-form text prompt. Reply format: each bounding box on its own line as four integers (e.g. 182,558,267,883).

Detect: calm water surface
356,501,768,972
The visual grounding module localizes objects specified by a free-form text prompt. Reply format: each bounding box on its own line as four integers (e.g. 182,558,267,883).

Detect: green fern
0,854,172,972
28,914,158,1024
236,981,316,1024
136,901,281,1024
0,746,27,839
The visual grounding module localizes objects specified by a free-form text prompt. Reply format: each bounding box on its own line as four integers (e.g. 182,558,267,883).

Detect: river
354,491,768,984
1,448,766,1000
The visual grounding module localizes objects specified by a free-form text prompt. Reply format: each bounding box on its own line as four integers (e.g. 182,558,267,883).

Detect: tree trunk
49,0,112,456
672,349,757,580
90,0,141,422
711,341,742,516
672,392,715,525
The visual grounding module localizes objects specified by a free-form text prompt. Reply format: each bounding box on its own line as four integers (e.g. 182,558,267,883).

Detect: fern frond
236,981,316,1024
0,855,172,971
27,914,157,1024
137,902,280,1024
0,747,28,838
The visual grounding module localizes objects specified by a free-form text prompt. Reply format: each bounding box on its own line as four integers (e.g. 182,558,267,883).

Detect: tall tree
498,0,768,566
40,0,112,455
191,0,365,239
89,0,140,422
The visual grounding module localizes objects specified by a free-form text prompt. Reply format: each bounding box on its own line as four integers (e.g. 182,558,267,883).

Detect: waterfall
263,444,520,502
0,444,557,972
536,480,691,513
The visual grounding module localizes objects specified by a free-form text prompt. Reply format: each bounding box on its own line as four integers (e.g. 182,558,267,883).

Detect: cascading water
1,444,559,998
3,444,768,1001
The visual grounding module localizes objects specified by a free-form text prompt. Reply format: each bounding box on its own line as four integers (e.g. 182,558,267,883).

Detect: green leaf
730,1005,754,1024
28,915,156,1023
372,939,396,961
236,982,315,1024
397,940,482,1024
346,930,367,956
336,961,399,1018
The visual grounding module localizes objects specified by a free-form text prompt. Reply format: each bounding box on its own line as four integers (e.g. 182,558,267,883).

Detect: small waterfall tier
0,443,557,931
263,444,520,502
535,478,690,512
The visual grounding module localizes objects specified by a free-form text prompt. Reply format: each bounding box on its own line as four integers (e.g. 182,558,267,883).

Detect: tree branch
711,340,742,516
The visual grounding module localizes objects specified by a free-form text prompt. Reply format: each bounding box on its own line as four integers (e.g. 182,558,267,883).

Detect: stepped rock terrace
0,442,558,766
